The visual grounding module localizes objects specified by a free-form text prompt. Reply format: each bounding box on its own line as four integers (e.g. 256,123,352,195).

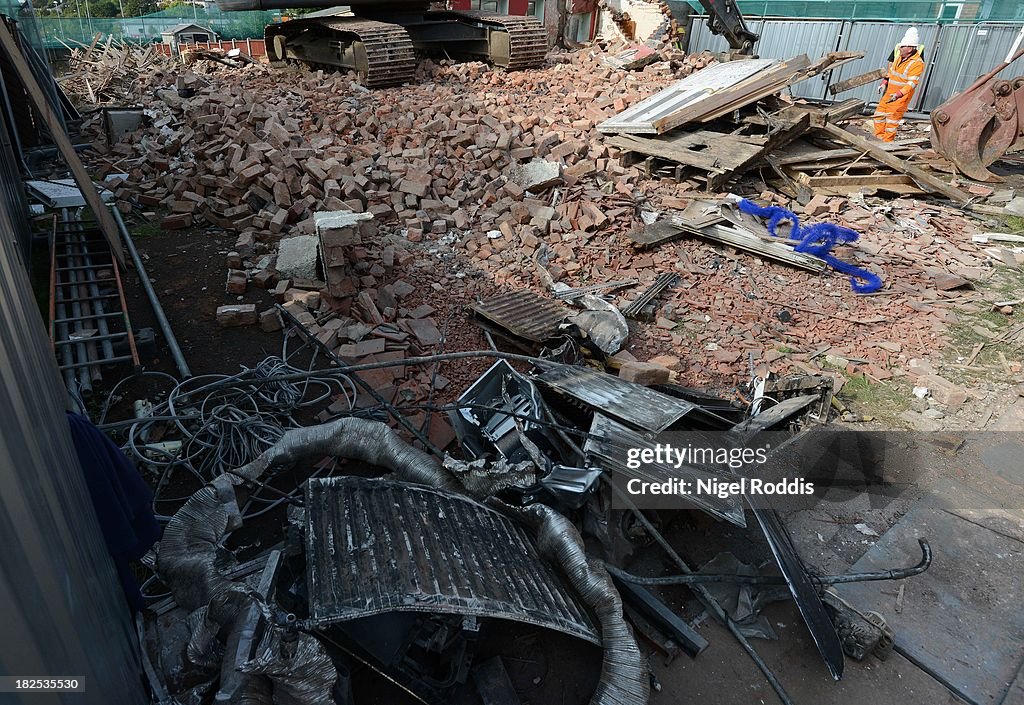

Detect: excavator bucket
930,47,1024,183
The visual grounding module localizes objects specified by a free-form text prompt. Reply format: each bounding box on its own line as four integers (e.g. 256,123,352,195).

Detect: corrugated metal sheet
830,21,941,112
0,72,31,261
597,58,777,134
470,290,571,343
0,131,146,702
304,476,600,644
918,22,1024,111
687,18,844,99
534,362,729,432
584,414,746,527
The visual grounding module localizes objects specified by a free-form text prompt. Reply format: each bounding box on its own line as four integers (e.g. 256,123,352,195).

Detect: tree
123,0,156,15
89,0,120,17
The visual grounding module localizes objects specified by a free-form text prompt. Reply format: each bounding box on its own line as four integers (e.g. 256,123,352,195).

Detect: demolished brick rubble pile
85,44,995,399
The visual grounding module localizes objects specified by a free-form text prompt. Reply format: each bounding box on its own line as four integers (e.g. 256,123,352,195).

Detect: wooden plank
828,67,887,95
801,173,924,196
822,97,867,123
818,183,924,196
84,31,102,58
609,130,766,173
694,52,861,128
694,57,820,124
800,51,865,80
774,139,924,166
800,174,916,187
671,219,826,271
0,21,124,263
750,99,865,129
821,123,972,204
612,113,809,189
628,219,687,248
969,203,1024,218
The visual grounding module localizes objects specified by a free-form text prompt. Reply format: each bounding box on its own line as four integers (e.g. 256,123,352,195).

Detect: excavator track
266,12,544,88
269,17,416,88
321,19,416,87
447,11,548,70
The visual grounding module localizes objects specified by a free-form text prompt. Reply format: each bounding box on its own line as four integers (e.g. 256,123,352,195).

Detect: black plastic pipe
606,539,932,587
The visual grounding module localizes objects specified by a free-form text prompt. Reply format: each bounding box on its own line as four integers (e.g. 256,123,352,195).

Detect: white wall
597,0,667,44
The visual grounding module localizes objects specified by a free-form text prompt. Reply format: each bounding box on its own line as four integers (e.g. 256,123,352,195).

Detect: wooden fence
155,38,267,58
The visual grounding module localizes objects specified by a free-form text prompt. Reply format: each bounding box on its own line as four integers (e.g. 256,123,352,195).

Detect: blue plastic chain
737,199,882,294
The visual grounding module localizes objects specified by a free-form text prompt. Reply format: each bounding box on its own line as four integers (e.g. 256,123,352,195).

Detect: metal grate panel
470,290,571,343
304,476,600,644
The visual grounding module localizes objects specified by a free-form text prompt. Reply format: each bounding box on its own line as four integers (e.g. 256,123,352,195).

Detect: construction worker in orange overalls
872,28,926,142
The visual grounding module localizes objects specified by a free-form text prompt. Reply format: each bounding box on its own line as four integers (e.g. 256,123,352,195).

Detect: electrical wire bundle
103,341,358,521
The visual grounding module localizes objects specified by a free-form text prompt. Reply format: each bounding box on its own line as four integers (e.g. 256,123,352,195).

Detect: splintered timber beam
0,19,124,264
671,219,826,272
828,67,887,95
796,174,917,187
820,123,972,205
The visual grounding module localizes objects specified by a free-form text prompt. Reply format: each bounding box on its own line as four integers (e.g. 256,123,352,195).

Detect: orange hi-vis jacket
872,45,925,142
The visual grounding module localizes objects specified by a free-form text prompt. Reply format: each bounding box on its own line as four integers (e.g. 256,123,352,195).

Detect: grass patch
983,264,1024,299
839,374,911,425
1004,215,1024,233
940,266,1024,384
130,220,162,239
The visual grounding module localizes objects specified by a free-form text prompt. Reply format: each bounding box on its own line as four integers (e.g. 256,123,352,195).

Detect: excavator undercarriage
261,8,546,87
225,0,757,88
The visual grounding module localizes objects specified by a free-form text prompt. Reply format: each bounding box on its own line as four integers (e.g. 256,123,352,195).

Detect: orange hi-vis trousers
872,49,925,142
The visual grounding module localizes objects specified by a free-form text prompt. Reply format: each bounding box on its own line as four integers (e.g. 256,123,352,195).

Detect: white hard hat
899,27,920,47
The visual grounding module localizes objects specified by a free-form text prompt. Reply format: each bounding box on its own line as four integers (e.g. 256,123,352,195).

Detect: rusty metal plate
304,476,600,644
469,290,571,343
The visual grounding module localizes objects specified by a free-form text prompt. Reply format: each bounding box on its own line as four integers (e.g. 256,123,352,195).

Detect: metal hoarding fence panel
919,22,1024,111
831,21,941,112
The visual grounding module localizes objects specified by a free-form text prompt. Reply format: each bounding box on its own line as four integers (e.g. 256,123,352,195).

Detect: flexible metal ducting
237,676,274,705
231,417,460,491
159,475,243,613
185,607,224,671
515,503,651,705
240,630,337,705
442,455,537,498
157,473,280,705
